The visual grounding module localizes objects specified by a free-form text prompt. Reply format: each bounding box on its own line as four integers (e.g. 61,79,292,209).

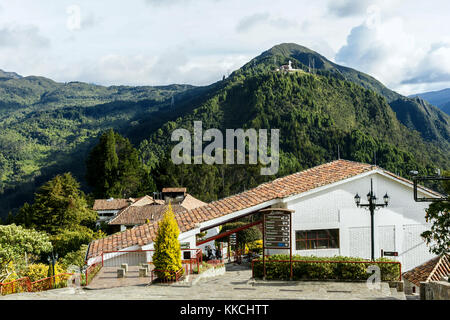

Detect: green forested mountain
0,75,198,216
410,88,450,115
238,43,450,149
138,68,449,200
0,44,449,218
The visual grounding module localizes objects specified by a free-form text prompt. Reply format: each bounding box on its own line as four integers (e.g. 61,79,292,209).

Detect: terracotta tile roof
162,187,187,193
180,194,207,211
86,159,440,260
403,255,450,286
107,194,206,226
92,198,133,211
108,204,187,225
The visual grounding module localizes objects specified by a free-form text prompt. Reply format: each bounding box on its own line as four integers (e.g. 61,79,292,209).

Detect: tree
49,227,105,258
12,173,103,260
216,221,262,253
421,172,450,256
0,224,52,282
14,173,97,235
86,129,151,198
152,203,183,280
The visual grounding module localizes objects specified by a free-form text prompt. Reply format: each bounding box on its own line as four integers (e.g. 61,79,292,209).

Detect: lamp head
383,193,389,206
354,193,361,206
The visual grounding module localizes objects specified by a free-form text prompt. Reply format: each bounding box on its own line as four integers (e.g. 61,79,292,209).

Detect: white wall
285,171,436,271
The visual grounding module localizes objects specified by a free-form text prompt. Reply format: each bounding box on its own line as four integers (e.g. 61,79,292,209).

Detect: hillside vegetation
0,43,449,218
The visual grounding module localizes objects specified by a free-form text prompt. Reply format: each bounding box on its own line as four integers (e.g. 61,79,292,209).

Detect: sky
1,0,450,95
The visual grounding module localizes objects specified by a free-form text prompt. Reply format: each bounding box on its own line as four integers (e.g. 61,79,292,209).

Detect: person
215,246,222,260
206,245,214,260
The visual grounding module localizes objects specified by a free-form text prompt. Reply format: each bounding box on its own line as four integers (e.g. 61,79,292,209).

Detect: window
295,229,339,250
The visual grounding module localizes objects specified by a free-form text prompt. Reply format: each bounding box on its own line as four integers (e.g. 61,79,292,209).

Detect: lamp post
354,178,389,261
47,251,58,288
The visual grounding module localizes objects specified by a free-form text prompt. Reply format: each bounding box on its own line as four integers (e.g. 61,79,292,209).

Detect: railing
151,268,184,283
31,273,73,292
83,261,102,286
0,277,31,295
84,248,203,283
251,259,402,281
0,273,73,296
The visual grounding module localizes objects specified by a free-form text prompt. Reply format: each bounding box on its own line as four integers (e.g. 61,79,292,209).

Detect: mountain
410,88,450,115
0,75,200,216
0,43,449,219
0,69,22,81
237,43,450,149
137,44,449,201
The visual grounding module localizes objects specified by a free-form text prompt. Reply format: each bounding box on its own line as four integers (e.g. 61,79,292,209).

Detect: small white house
86,160,442,273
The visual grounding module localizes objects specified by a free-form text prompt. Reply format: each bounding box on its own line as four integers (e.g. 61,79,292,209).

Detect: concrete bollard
141,263,150,272
139,268,148,277
117,268,126,278
121,263,128,272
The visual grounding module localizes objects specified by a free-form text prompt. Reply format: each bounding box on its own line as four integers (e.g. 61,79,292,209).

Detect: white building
86,160,441,273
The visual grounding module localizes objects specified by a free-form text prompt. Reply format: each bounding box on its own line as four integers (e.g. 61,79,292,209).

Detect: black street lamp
47,251,58,288
354,178,389,261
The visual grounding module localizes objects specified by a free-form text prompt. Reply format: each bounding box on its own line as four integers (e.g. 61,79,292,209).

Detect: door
349,226,371,259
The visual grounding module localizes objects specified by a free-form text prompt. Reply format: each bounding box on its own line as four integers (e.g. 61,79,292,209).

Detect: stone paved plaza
0,263,406,300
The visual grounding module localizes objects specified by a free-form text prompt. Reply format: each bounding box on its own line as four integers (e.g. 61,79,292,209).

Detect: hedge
252,255,400,281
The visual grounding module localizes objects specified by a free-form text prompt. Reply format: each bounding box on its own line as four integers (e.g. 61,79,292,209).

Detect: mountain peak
0,69,22,80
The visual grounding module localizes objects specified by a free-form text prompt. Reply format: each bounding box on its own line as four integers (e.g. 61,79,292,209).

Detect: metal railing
84,248,203,284
0,277,31,295
84,261,102,286
151,268,184,283
0,273,73,296
31,273,73,291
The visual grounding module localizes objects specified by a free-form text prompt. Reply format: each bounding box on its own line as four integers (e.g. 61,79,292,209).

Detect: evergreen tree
12,173,104,258
14,173,97,234
152,203,183,280
86,129,154,198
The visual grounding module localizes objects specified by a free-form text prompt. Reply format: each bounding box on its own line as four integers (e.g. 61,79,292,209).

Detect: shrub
152,203,183,280
59,244,88,271
253,255,400,281
21,262,67,282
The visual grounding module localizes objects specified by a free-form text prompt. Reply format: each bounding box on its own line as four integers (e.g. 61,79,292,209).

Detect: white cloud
327,0,373,17
402,42,450,84
0,25,50,48
0,0,448,95
335,8,422,93
236,13,299,33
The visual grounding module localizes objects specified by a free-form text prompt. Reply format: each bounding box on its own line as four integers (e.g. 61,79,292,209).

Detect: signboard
229,233,236,245
260,208,294,280
382,250,398,257
264,212,291,249
180,242,190,249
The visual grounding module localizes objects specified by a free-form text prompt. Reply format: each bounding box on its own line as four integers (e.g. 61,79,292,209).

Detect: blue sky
0,0,449,95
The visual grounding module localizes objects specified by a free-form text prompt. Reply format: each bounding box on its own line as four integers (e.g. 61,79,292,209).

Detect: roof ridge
426,256,444,282
108,205,131,224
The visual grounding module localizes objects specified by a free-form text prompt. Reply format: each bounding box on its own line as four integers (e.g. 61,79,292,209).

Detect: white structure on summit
276,60,297,72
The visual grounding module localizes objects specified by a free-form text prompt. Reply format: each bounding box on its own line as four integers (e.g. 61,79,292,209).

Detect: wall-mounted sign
180,242,190,249
382,250,398,257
